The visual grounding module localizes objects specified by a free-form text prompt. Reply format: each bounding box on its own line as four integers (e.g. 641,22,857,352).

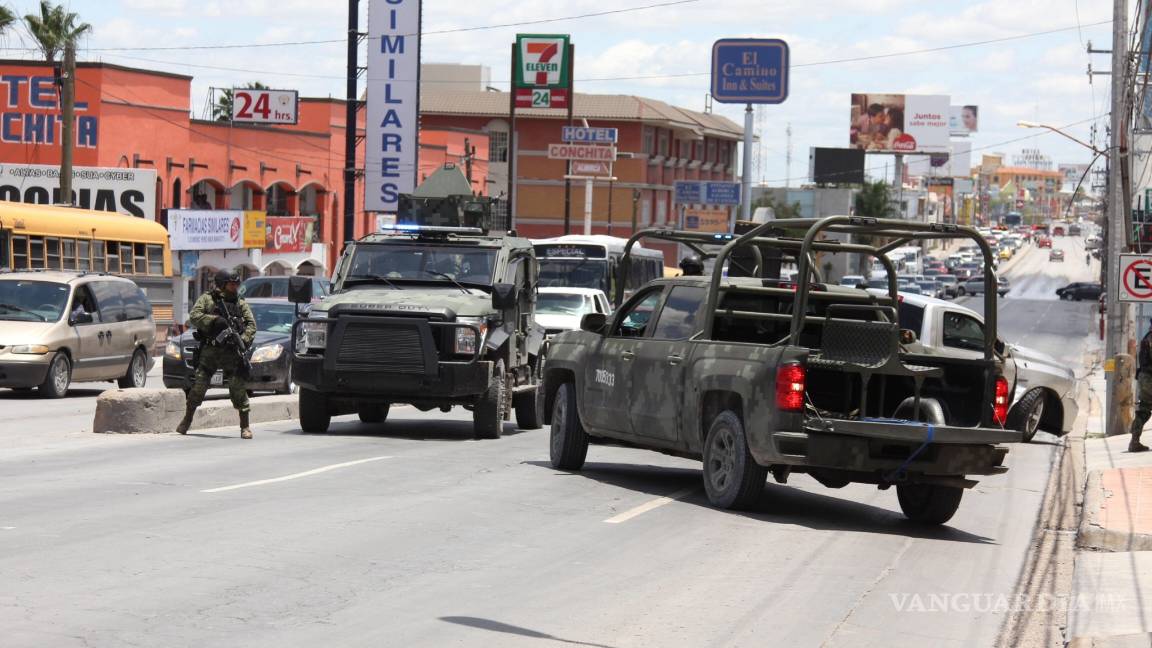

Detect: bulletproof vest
1141,333,1152,373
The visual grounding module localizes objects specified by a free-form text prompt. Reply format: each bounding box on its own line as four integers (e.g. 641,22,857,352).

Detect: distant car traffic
535,287,612,337
998,247,1013,261
1068,224,1082,236
959,275,1010,297
1056,282,1103,301
1053,226,1066,236
1036,236,1052,248
163,298,303,394
916,280,944,298
838,275,865,287
935,274,960,298
1049,249,1065,262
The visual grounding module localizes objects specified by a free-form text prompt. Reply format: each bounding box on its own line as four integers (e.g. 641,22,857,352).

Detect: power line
77,0,701,52
62,18,1114,88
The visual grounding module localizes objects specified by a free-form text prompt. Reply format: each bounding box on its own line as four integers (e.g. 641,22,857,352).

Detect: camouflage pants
1131,372,1152,434
188,344,249,414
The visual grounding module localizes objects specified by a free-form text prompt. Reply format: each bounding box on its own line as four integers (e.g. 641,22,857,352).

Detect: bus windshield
538,259,608,293
345,244,498,286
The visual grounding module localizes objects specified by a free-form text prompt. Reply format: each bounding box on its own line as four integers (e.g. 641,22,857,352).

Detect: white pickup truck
894,293,1077,442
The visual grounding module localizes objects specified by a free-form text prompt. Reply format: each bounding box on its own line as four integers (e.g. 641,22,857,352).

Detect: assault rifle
213,300,253,378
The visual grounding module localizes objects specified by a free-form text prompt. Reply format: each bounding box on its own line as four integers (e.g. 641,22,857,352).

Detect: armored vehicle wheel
549,382,588,471
473,361,506,440
1007,389,1045,443
299,387,332,434
358,403,389,424
514,382,542,430
701,411,766,510
896,483,963,524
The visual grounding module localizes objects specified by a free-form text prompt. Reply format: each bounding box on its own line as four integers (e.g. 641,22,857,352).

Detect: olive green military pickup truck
539,217,1022,525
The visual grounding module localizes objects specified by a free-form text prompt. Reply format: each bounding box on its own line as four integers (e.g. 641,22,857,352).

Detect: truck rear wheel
358,403,389,424
1007,389,1045,443
550,382,588,471
702,411,766,510
896,483,963,524
473,361,506,440
299,387,332,434
514,386,542,430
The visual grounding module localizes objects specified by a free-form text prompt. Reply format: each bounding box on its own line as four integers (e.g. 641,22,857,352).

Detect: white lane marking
201,456,393,493
603,487,697,524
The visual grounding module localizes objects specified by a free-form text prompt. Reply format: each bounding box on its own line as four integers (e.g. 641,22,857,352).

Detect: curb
1068,631,1152,647
187,395,299,433
93,389,299,434
1076,468,1152,552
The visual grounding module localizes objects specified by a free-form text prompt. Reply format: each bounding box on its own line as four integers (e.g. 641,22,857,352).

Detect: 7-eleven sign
515,34,570,89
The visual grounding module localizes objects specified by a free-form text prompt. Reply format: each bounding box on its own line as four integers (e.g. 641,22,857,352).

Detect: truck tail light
993,376,1009,425
776,363,806,412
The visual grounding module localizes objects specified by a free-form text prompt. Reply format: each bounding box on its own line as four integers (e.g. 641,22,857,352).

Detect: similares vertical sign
365,0,421,213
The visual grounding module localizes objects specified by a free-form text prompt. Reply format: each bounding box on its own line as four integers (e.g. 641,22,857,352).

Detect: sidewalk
1067,358,1152,647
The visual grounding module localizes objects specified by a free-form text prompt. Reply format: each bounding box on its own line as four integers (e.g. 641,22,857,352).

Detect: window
120,242,134,274
942,312,984,351
12,235,28,269
77,240,91,272
70,284,101,324
267,185,289,216
897,302,924,337
133,243,147,275
0,229,8,268
93,241,107,273
61,239,76,271
488,130,509,163
657,129,669,157
651,286,706,340
45,238,60,269
642,126,654,154
146,245,164,275
29,236,44,269
119,282,151,321
707,139,716,164
612,289,663,338
91,281,125,322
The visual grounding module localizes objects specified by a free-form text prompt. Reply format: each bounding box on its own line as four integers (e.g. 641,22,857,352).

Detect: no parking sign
1119,254,1152,302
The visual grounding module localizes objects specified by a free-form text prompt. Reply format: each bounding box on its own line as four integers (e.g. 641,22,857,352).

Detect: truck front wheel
473,361,507,440
299,387,332,434
550,382,588,471
896,483,963,524
702,411,766,510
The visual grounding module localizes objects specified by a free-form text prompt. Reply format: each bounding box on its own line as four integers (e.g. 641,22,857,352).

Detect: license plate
210,371,224,386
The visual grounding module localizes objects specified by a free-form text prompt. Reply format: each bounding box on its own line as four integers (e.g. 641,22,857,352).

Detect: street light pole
1107,0,1131,437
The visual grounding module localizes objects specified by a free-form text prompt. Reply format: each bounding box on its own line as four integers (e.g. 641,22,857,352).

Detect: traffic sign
711,38,790,104
1119,254,1152,302
674,181,741,205
547,143,617,161
562,126,618,144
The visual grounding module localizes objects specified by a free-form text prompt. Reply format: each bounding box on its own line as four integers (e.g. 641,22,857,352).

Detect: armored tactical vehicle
540,217,1022,525
291,165,544,438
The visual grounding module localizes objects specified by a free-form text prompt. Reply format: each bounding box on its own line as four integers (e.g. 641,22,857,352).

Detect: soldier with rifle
176,269,258,438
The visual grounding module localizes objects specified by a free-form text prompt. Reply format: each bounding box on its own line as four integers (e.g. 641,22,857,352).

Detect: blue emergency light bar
376,223,485,236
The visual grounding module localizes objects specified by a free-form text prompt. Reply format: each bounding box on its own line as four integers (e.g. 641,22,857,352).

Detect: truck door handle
667,354,682,365
621,350,634,361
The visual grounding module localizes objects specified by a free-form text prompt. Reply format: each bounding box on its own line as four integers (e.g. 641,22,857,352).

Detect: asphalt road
0,236,1101,648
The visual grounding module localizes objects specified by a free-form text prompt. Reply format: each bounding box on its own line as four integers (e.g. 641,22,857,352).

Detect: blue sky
0,1,1117,184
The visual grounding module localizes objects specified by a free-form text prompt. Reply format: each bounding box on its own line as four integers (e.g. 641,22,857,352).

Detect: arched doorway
172,178,182,209
190,179,226,209
265,182,296,216
262,260,292,277
297,260,322,277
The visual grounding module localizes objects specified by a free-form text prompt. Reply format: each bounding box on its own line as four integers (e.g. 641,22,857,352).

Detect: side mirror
491,283,519,310
72,311,93,325
287,276,313,304
580,312,607,334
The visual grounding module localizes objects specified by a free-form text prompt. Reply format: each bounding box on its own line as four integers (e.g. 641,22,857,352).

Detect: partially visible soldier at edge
1128,321,1152,452
679,254,704,276
176,269,258,439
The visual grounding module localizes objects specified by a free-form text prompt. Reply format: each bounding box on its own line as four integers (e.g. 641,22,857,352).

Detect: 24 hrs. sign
230,88,299,125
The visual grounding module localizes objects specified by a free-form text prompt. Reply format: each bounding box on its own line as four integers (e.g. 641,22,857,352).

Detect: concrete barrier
93,389,299,434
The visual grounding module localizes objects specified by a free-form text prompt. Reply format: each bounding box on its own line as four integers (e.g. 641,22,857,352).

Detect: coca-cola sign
264,216,312,253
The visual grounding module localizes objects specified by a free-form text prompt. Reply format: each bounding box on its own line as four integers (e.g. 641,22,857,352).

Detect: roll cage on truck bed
541,215,1021,525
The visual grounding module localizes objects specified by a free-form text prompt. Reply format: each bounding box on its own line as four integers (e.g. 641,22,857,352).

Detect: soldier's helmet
679,254,704,276
214,268,241,287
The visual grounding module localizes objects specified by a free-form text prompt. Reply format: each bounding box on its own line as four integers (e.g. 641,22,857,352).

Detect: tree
23,1,90,63
752,191,803,219
0,7,16,34
214,82,270,122
854,180,896,219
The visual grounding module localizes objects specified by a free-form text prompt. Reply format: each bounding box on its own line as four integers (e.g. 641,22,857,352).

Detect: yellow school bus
0,201,174,334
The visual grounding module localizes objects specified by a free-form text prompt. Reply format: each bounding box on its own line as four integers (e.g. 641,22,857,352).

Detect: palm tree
23,1,91,63
0,7,16,34
214,82,270,121
854,180,896,219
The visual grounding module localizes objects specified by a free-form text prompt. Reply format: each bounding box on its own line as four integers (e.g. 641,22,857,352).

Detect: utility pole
58,41,76,206
343,0,360,248
785,122,792,189
1106,0,1132,437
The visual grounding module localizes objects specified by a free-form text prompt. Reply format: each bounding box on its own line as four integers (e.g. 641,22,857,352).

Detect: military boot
1130,430,1150,453
240,410,252,439
175,404,195,435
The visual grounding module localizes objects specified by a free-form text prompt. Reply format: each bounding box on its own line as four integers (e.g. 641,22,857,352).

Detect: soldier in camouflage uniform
1129,324,1152,452
176,269,258,438
679,254,704,276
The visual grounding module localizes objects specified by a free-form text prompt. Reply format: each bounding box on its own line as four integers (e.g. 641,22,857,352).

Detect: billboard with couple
850,93,950,154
